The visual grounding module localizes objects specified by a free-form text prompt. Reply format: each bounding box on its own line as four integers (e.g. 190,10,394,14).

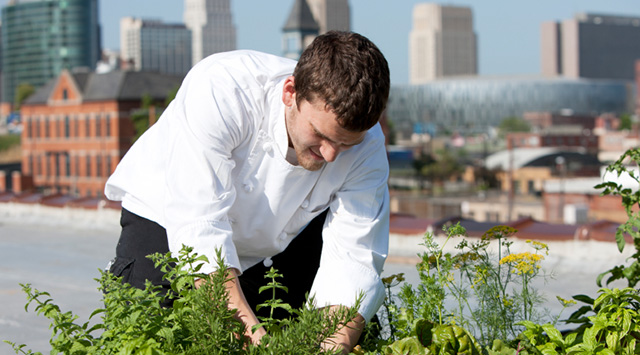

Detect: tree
14,82,35,111
498,116,530,136
619,113,632,131
421,149,464,186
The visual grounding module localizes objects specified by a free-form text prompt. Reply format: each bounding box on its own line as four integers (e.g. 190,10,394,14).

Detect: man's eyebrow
312,124,364,146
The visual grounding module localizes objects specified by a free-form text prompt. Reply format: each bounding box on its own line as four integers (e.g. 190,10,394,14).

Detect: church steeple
282,0,319,60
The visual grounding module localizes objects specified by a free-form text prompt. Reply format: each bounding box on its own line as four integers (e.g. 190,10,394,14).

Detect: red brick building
19,69,183,197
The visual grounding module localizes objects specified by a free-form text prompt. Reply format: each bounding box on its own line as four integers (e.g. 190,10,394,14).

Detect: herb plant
5,246,358,355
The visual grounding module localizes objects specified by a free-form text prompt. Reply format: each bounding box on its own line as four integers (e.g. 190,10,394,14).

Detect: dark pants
109,208,325,319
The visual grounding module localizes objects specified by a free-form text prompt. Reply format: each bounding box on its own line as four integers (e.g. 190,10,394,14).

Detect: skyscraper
1,0,101,105
120,17,192,75
183,0,236,66
282,0,319,60
306,0,350,34
409,3,477,84
541,13,640,80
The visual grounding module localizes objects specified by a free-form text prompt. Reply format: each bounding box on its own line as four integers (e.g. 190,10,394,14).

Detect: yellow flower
382,273,405,286
499,252,544,275
556,296,577,307
526,240,549,255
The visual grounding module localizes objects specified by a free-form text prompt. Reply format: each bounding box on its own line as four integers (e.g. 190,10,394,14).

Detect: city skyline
1,0,639,85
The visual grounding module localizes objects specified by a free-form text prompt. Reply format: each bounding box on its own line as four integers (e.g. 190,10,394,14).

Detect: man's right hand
196,268,266,345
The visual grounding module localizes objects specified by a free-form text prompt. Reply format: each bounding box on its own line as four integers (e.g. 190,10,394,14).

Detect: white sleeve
160,58,264,275
309,129,390,322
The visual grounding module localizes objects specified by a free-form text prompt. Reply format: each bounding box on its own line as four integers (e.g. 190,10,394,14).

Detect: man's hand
195,268,266,345
320,306,365,354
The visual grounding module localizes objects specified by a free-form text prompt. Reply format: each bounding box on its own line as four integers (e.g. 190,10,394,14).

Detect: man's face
284,86,366,171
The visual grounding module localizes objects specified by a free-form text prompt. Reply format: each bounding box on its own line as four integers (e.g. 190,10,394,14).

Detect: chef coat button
243,182,254,193
263,257,273,267
263,142,274,153
278,232,287,240
301,200,310,209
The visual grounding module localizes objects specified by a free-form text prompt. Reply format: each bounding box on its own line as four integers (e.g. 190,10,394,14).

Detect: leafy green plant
370,222,558,352
595,147,640,287
519,287,640,355
4,246,360,355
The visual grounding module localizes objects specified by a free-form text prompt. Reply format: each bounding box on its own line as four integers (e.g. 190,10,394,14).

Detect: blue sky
4,0,640,84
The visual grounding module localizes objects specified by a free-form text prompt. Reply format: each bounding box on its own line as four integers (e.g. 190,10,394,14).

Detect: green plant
371,223,556,352
519,287,640,355
0,133,20,152
595,147,640,288
4,246,360,355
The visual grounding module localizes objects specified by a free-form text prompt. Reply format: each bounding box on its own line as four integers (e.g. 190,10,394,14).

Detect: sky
4,0,640,84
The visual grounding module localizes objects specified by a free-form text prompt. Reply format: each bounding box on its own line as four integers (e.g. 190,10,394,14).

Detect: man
105,31,390,353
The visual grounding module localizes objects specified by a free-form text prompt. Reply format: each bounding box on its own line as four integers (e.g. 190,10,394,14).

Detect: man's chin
299,158,325,171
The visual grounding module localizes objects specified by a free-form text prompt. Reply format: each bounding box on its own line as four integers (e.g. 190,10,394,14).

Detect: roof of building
25,70,184,105
484,147,601,170
391,213,631,244
283,0,319,31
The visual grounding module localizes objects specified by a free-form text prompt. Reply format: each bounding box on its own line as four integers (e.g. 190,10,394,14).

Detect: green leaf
541,324,564,344
572,294,595,305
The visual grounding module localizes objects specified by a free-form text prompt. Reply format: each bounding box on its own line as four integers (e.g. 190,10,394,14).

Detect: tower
541,13,640,80
409,3,477,84
183,0,236,66
1,0,101,105
306,0,350,34
120,17,192,75
282,0,319,60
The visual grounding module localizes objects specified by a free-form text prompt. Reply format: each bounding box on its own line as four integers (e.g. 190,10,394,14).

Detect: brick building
19,69,183,197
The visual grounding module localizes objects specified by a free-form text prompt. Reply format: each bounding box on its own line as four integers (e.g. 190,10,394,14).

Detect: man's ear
282,76,296,107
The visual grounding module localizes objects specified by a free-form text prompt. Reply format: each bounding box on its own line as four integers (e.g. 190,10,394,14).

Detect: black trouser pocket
109,209,175,307
108,256,135,284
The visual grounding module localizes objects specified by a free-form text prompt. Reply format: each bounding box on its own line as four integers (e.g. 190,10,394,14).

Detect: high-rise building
409,3,477,84
183,0,236,66
306,0,350,34
282,0,319,60
1,0,101,105
541,13,640,80
120,17,192,75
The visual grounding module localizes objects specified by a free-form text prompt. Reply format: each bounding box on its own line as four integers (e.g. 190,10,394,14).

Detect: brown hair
293,31,390,132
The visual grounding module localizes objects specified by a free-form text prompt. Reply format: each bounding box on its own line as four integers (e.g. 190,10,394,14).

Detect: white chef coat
104,50,390,321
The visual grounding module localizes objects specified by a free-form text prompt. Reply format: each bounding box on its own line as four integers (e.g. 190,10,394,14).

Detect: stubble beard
296,148,325,171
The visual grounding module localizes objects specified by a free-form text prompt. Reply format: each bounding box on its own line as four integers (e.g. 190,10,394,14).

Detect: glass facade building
1,0,100,104
387,76,634,136
121,18,192,75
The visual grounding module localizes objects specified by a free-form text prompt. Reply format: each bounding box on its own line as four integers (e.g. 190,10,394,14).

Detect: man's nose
320,141,340,162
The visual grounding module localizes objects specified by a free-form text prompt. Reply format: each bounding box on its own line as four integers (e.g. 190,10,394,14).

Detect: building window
64,116,70,138
106,155,112,176
96,116,101,137
105,114,111,136
96,155,102,177
85,116,90,137
45,118,50,138
65,154,70,177
35,119,40,138
86,156,91,177
54,154,60,177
